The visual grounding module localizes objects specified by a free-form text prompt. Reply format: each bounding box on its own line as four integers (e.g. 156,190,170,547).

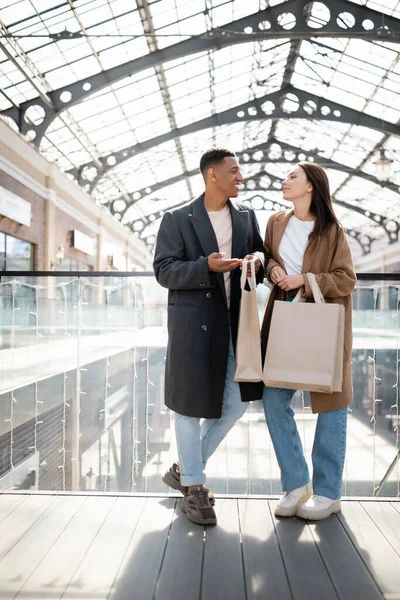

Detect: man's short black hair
199,147,236,177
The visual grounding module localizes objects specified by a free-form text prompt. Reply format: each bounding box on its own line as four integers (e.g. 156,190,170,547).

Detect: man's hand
277,274,305,291
242,254,261,276
270,265,286,284
208,252,242,273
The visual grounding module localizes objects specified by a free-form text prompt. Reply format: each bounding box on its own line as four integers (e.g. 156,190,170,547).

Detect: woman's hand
277,274,305,291
270,265,286,284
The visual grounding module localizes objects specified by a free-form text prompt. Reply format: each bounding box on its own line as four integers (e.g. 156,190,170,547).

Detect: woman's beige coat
261,209,357,414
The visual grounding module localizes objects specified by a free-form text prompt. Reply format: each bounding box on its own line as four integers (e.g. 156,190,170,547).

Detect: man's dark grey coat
153,194,265,418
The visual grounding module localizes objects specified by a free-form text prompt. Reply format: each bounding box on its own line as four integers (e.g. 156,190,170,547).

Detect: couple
153,147,356,526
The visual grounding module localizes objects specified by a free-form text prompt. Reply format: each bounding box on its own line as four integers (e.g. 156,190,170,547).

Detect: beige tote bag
234,259,263,382
263,273,344,393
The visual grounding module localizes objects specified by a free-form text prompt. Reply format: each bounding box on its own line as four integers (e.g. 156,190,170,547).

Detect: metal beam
136,0,193,200
138,195,379,255
109,139,399,222
2,0,400,144
66,85,400,190
240,139,400,195
345,229,375,255
138,184,398,244
267,38,302,144
253,169,400,244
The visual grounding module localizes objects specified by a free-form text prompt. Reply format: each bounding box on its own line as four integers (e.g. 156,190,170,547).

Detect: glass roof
1,0,400,258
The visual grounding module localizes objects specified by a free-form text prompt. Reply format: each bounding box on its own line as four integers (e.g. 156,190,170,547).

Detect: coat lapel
301,233,320,273
188,193,226,302
188,194,219,256
229,199,249,259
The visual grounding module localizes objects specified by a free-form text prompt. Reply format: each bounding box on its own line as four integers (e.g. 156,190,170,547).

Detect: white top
279,215,315,275
208,204,233,307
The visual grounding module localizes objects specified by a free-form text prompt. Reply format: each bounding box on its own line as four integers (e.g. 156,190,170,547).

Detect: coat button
202,324,207,331
206,292,212,298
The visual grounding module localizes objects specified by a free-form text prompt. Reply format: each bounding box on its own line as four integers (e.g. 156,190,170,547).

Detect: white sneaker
296,494,341,521
274,483,312,517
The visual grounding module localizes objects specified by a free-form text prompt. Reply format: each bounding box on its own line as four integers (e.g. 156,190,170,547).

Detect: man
153,148,265,525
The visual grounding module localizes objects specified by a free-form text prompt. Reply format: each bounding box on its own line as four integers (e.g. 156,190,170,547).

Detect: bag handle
240,259,256,291
306,272,325,304
292,273,325,304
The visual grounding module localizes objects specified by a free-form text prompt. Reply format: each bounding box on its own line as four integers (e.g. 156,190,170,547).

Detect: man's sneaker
162,463,215,506
274,483,312,517
296,495,341,521
181,486,217,526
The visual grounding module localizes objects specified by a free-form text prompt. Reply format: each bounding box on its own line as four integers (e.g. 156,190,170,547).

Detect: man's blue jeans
262,386,347,499
174,336,247,487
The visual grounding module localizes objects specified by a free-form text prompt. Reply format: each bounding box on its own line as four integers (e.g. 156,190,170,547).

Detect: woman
261,162,356,521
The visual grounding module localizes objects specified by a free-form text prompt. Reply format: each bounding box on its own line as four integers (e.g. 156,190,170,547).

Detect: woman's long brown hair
298,161,341,239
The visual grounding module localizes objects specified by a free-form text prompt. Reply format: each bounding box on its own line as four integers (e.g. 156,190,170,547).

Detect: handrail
0,271,155,277
1,271,400,280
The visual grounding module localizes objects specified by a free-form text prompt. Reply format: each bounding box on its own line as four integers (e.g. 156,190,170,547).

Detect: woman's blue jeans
262,386,347,499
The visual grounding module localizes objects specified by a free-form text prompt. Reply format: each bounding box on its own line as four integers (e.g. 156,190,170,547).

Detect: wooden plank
0,494,55,562
238,499,292,599
0,493,27,523
109,497,176,600
361,501,400,558
307,515,384,600
339,501,400,599
154,499,204,600
61,496,146,600
0,495,85,598
15,495,116,600
201,498,246,600
269,500,338,600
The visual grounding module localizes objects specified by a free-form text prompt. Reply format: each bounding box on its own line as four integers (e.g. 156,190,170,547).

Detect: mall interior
0,1,400,598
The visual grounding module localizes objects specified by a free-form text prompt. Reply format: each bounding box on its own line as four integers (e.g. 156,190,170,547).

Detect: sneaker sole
274,491,312,518
296,500,341,521
162,471,186,495
181,500,217,526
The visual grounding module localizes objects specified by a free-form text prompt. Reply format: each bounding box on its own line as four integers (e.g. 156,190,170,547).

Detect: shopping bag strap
293,289,305,303
240,259,256,291
306,272,326,304
292,273,325,304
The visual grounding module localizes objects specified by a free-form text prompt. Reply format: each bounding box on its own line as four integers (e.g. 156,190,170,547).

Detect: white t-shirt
279,215,315,275
208,204,232,307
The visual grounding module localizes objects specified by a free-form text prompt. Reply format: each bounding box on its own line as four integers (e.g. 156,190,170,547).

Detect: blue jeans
174,335,248,486
262,386,347,499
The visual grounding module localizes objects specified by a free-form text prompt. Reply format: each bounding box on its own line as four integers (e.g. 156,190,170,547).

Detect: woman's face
282,166,312,201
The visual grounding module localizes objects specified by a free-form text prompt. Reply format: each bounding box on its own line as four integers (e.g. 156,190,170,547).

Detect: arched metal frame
346,229,375,255
1,0,400,145
108,139,400,221
2,0,400,254
70,85,400,190
138,195,380,256
248,171,400,244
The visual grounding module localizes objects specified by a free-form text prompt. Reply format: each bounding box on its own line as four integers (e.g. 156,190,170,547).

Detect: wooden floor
0,493,399,600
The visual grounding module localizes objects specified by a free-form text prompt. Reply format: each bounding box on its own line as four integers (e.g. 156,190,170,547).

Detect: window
0,233,34,271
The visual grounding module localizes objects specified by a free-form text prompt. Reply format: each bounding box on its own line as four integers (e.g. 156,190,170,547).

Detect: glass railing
0,271,399,498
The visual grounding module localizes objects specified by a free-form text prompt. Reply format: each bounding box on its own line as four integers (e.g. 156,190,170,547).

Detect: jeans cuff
313,488,342,500
282,477,310,493
180,473,206,486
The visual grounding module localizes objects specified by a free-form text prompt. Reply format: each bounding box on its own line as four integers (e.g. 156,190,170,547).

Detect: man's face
208,156,244,197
